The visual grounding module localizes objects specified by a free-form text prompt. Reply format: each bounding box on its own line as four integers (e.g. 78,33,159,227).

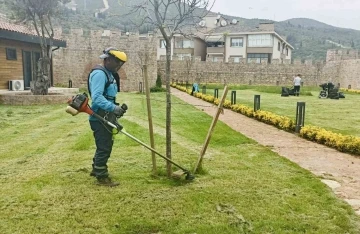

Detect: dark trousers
90,121,114,178
294,86,300,96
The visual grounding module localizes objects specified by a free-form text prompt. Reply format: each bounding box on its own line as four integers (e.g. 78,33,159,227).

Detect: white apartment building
157,34,207,61
205,22,293,63
156,14,294,63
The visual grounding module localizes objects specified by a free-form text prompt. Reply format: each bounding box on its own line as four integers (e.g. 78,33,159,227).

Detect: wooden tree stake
194,86,229,173
143,64,157,174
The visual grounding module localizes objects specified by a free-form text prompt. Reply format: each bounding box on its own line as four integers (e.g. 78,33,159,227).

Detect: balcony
173,48,194,55
207,47,225,54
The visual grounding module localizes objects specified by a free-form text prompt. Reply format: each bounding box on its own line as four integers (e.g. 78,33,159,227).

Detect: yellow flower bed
300,125,360,155
340,88,360,94
172,83,360,155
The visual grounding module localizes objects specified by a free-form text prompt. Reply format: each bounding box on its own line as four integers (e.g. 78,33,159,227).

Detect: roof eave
0,30,66,47
274,32,294,49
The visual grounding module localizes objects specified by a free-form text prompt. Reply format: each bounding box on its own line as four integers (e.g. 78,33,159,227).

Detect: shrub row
340,88,360,94
300,125,360,155
173,83,360,156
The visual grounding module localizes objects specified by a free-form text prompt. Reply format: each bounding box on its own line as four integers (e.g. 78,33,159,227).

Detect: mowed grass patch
0,94,359,234
202,84,318,96
203,87,360,137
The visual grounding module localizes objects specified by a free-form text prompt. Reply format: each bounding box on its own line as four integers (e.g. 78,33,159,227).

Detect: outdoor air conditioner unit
9,80,24,91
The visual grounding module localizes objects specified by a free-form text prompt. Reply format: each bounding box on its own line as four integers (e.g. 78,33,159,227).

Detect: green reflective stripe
94,166,107,169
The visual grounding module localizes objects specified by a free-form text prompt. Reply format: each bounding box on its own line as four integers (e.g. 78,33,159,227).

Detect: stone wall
158,59,331,87
159,57,360,89
52,28,157,92
51,29,360,91
335,59,360,89
326,49,360,62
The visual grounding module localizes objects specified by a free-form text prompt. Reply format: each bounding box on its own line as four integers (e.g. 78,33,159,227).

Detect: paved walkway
171,88,360,215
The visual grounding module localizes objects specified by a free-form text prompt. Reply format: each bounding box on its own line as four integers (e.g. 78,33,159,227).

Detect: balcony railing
207,47,225,54
173,48,194,54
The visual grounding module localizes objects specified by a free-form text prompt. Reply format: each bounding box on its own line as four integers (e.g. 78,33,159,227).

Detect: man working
293,74,302,96
191,83,199,95
88,47,127,187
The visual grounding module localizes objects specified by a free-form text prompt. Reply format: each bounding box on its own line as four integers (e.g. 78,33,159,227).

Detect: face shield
108,50,127,71
115,59,125,71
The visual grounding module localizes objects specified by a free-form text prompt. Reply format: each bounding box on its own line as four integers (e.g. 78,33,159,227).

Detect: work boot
96,177,120,187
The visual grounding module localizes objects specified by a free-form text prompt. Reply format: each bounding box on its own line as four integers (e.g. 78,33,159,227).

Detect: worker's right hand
114,105,126,117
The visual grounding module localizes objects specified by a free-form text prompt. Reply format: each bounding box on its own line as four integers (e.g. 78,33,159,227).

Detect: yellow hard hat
100,47,127,62
108,50,127,62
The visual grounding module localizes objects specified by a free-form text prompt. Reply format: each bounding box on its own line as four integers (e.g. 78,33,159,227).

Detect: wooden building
0,21,66,90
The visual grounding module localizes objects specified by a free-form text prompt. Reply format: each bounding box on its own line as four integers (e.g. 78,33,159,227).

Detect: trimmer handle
120,103,128,111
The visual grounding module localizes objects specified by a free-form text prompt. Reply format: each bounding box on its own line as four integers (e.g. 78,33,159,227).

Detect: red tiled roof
0,21,36,36
0,20,65,42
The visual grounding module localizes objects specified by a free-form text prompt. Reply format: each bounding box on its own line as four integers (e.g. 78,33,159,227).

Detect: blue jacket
193,83,199,92
88,67,118,121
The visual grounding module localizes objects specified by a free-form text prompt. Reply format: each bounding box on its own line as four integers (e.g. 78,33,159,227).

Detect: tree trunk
31,20,52,95
165,44,172,177
31,56,50,95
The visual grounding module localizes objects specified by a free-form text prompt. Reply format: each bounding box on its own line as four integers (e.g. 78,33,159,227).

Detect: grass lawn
0,92,359,234
200,85,360,137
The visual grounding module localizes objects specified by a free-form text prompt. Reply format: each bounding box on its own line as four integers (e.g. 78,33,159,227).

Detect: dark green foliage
155,74,162,88
276,18,360,60
150,74,165,92
150,86,166,92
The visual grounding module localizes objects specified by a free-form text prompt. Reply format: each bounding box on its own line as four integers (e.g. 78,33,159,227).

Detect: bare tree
6,0,70,95
185,56,193,82
129,0,215,177
134,34,158,174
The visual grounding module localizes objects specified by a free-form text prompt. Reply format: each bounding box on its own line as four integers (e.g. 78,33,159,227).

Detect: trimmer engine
68,93,89,111
66,93,93,116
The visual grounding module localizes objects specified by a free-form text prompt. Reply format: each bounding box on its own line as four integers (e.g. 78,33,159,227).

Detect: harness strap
87,65,119,99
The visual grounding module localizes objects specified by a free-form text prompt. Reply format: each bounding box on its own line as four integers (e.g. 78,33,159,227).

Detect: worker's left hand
114,105,126,117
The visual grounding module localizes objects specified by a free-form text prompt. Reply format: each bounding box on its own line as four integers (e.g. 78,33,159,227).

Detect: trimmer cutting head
185,172,195,181
172,170,195,181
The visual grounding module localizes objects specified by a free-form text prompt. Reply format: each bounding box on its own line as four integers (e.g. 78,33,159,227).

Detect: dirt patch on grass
172,88,360,215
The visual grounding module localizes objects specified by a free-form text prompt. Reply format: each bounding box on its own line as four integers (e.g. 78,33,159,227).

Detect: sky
211,0,360,30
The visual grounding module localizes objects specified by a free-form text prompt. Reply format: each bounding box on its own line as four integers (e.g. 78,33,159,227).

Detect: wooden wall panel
0,39,41,89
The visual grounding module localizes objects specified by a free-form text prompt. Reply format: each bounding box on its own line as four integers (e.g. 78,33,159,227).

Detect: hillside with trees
2,0,359,60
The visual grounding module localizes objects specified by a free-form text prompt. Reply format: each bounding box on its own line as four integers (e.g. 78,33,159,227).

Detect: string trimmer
65,93,195,181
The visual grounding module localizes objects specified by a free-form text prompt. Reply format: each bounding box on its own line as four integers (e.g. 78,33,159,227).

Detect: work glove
114,105,126,117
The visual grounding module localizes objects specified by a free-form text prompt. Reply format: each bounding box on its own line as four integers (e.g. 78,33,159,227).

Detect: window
278,42,281,51
182,40,194,48
160,39,166,48
230,38,243,47
247,53,269,63
286,48,289,56
6,48,17,60
230,56,243,63
212,56,223,62
177,54,192,60
175,39,194,49
248,34,273,47
206,41,225,47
